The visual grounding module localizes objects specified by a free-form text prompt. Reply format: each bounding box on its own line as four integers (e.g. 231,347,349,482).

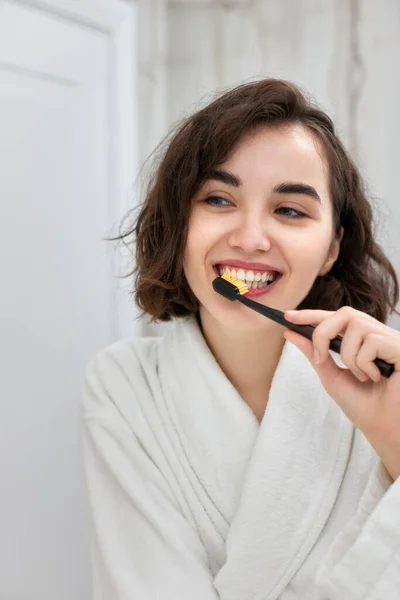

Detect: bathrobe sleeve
316,461,400,599
80,357,220,600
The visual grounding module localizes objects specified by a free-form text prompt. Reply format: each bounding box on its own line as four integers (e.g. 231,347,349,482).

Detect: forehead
220,123,330,196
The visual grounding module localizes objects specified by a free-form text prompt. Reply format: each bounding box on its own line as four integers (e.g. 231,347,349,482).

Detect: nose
227,212,272,254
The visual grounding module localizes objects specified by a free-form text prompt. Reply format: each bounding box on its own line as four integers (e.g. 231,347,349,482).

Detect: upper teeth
218,266,277,282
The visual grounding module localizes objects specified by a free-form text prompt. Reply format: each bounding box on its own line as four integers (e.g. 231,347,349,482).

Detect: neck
197,308,286,419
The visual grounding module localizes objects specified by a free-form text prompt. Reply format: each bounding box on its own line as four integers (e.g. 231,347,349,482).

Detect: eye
203,197,307,218
276,207,307,219
204,195,232,207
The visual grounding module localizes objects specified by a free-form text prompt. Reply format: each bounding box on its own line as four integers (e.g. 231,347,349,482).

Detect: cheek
183,233,209,303
184,214,218,264
183,219,208,278
184,225,200,265
287,231,331,276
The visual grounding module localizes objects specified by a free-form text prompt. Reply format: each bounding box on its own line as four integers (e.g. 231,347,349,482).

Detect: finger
284,309,334,324
284,329,368,403
310,309,379,364
356,333,400,382
338,319,373,380
284,310,347,364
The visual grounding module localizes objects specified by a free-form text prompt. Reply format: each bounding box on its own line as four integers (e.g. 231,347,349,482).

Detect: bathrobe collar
158,315,354,600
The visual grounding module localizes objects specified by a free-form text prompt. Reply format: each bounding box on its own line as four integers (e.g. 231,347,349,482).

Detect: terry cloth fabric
80,314,400,599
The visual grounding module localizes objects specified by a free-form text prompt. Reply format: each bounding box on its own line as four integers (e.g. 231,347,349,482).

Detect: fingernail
351,369,368,382
314,349,321,364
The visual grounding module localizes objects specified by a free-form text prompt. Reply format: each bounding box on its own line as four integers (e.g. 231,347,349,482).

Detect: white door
0,1,138,598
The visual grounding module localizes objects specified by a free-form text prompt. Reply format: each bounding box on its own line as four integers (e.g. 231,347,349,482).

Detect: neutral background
0,1,138,599
1,1,400,599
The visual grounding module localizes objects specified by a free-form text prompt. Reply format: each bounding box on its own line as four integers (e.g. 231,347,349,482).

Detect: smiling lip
215,259,281,273
243,273,282,297
212,265,282,297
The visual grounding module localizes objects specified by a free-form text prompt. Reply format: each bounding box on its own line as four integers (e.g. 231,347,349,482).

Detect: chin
200,298,280,332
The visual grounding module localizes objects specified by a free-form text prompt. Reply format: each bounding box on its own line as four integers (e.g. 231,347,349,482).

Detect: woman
81,79,400,599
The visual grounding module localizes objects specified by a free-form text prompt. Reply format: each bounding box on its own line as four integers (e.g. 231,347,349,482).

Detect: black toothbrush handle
238,294,394,378
285,322,394,378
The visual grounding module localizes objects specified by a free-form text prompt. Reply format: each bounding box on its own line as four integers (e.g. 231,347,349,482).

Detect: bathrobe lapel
159,316,260,525
160,316,354,599
213,331,355,600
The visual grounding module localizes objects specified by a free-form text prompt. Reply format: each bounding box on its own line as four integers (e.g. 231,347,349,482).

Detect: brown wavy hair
110,78,399,323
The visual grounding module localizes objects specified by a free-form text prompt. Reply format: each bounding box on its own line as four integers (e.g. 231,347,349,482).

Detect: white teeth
218,265,279,285
218,266,276,289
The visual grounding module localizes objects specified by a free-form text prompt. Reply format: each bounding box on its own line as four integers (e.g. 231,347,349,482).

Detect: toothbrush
212,273,394,378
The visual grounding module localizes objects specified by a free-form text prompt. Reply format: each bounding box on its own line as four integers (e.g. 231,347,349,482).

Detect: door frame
9,0,139,338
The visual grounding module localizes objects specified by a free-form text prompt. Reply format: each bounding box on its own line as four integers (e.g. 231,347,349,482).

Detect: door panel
0,2,136,598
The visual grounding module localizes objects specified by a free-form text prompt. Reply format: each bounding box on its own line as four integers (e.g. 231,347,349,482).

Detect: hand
283,306,400,481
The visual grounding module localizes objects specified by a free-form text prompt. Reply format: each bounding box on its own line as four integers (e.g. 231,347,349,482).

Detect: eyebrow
207,168,321,203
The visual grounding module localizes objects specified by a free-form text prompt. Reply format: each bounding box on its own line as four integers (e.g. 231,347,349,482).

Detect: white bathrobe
80,314,400,600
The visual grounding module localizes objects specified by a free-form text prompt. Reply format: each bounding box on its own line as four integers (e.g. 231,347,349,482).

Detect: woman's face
183,123,343,331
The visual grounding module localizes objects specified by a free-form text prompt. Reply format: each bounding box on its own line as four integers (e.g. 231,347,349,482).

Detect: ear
319,226,344,276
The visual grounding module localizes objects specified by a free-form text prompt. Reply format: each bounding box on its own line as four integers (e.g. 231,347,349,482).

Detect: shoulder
81,315,201,431
86,335,160,377
82,335,162,421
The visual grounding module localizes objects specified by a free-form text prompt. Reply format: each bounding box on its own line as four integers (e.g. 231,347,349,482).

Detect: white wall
138,0,168,165
141,0,400,334
0,2,139,598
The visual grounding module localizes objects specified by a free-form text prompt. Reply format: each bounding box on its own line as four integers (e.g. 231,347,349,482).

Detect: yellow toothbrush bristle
221,272,249,295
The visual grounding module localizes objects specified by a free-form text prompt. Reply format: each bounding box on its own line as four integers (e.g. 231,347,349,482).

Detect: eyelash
203,196,307,219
